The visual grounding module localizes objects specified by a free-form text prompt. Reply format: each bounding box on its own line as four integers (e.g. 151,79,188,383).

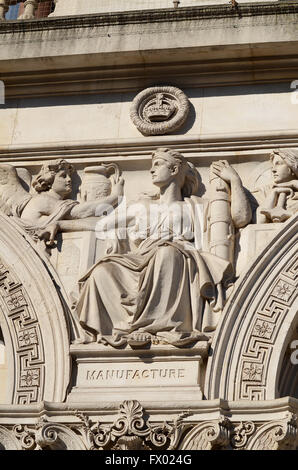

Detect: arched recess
205,215,298,401
0,213,71,404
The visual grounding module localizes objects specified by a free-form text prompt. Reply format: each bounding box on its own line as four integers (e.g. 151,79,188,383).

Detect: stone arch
0,213,71,404
205,215,298,401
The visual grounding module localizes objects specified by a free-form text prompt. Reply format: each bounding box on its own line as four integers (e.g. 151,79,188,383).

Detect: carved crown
143,93,175,122
130,86,189,135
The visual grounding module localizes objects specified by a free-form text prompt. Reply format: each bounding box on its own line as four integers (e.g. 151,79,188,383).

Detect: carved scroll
247,414,298,450
179,418,231,450
75,400,189,451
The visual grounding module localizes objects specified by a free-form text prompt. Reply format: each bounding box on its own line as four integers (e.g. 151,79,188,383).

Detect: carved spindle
19,0,38,20
0,0,9,21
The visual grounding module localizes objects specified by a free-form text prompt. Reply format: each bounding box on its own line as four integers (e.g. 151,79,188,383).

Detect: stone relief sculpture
1,148,294,353
77,148,252,347
0,159,124,248
2,148,294,353
255,148,298,223
130,86,190,136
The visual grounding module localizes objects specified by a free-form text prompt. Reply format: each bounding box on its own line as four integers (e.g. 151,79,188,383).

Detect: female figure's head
150,147,199,198
270,149,298,185
33,159,75,198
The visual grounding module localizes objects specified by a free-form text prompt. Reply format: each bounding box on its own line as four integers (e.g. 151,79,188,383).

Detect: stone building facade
0,0,297,451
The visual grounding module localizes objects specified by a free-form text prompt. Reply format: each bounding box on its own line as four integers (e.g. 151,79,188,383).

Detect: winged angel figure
0,160,123,246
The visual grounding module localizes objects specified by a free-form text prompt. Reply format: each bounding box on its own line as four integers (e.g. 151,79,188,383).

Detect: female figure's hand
211,160,240,185
273,180,298,192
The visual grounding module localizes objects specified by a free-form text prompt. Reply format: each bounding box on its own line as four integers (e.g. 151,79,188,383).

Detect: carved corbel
35,421,86,450
179,417,231,450
0,0,9,20
247,413,298,450
0,426,22,450
19,0,38,20
13,418,86,450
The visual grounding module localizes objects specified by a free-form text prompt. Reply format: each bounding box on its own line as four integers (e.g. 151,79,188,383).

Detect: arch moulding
0,213,71,404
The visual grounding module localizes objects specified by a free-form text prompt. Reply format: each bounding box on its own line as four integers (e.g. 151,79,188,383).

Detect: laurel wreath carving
130,86,190,136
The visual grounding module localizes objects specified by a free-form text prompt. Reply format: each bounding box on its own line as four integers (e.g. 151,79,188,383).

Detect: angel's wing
0,165,32,216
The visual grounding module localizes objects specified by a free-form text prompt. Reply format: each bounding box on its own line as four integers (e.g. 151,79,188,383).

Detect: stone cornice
0,2,298,34
0,1,298,97
0,1,297,97
0,397,297,419
0,131,298,165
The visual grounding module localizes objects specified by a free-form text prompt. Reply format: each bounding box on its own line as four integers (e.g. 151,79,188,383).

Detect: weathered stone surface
0,1,297,452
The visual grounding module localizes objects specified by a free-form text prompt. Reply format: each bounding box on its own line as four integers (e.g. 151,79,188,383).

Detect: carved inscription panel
77,360,200,388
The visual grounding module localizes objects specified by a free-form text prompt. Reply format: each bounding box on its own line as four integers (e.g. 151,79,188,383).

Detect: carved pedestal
68,342,209,405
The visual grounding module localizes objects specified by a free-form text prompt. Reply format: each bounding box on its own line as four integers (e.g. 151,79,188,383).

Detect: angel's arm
70,177,124,219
